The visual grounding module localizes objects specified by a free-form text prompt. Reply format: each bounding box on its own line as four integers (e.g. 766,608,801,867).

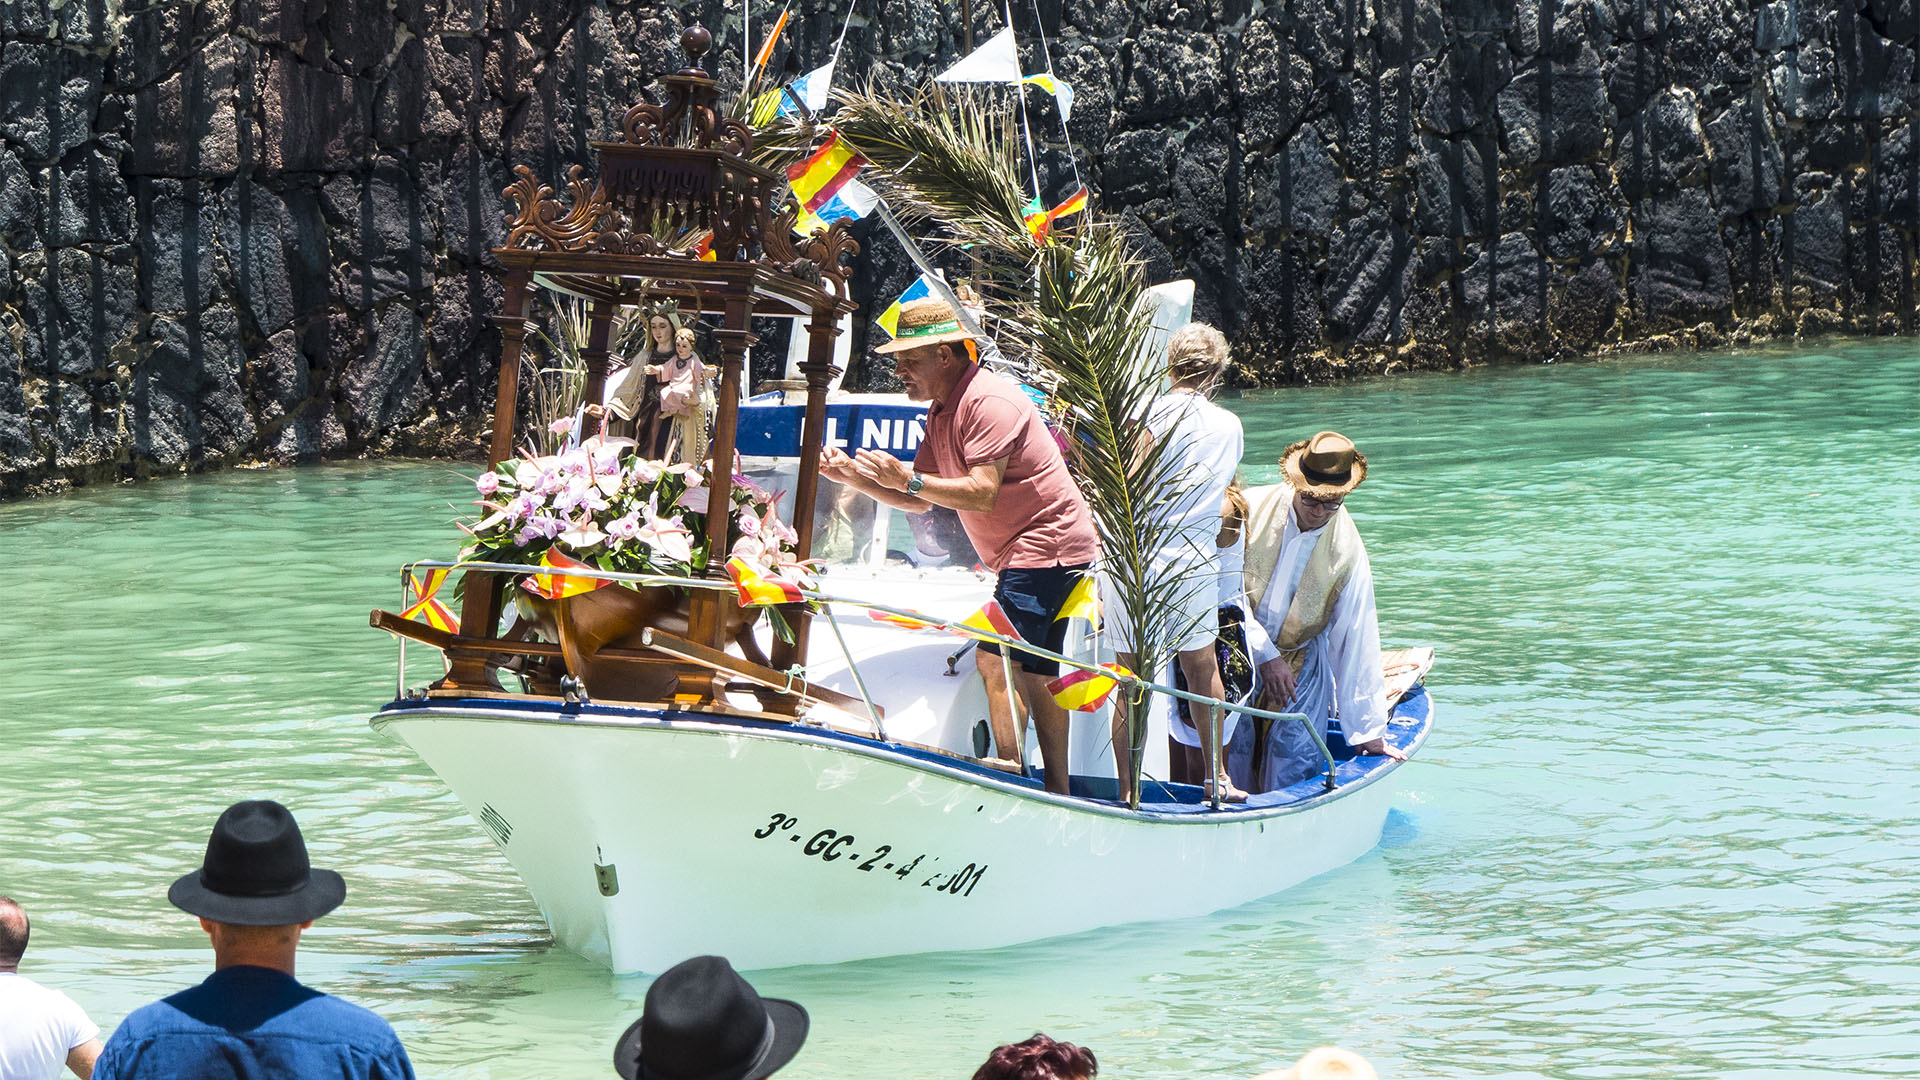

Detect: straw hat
874,299,975,354
1280,431,1367,498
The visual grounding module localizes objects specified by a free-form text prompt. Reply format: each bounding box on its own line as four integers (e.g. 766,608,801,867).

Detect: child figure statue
659,326,715,467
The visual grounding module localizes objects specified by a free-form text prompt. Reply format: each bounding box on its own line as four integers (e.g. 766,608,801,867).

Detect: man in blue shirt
93,801,415,1080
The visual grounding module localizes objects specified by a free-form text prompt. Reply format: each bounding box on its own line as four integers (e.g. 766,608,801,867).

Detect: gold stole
1240,484,1362,675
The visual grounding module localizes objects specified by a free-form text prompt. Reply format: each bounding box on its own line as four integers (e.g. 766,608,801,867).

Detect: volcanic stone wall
0,0,1915,495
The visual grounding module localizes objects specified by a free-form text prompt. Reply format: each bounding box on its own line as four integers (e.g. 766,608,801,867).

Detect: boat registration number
751,811,988,897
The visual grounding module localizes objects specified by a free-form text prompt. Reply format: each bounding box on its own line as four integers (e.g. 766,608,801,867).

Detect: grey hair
1165,323,1231,389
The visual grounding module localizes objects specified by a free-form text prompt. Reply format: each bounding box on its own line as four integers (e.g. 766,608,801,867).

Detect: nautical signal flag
933,27,1022,84
522,548,608,600
794,177,879,237
777,59,836,118
1052,575,1099,626
1022,186,1090,243
786,132,867,214
727,557,807,607
748,88,784,127
952,600,1022,645
401,568,459,634
1046,662,1133,712
1021,73,1075,121
877,274,940,337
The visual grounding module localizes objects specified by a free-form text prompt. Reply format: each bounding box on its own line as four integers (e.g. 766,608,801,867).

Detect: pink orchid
505,493,541,523
548,416,575,436
475,471,501,496
630,459,662,485
518,514,565,544
606,512,643,542
675,486,711,514
588,443,624,476
736,511,761,538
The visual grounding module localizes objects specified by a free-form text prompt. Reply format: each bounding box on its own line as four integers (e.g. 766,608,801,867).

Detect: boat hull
373,691,1431,973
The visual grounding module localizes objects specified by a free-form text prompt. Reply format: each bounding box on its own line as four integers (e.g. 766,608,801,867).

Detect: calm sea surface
2,340,1916,1079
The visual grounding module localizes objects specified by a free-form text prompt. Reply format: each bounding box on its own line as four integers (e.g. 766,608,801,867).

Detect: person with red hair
971,1033,1099,1080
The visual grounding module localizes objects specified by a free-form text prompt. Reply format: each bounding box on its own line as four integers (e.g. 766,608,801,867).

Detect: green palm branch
762,86,1216,807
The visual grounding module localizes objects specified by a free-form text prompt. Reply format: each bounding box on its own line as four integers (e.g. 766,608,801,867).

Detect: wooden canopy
435,25,861,708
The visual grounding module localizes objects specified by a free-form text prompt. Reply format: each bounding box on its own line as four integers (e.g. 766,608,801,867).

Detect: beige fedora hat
1280,431,1368,498
874,298,975,354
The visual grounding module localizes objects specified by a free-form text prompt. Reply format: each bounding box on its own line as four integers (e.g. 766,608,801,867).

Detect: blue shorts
977,563,1093,677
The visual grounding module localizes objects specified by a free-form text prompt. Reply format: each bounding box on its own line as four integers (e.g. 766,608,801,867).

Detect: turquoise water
3,339,1917,1078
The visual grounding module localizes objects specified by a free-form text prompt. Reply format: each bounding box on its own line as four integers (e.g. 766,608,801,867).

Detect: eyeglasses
1300,492,1344,509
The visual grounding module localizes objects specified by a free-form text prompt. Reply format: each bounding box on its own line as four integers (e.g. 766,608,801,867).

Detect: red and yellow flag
1022,186,1091,243
786,132,869,213
1045,662,1132,712
401,568,459,634
951,600,1022,644
1052,575,1099,626
521,549,607,600
727,557,806,607
868,609,940,631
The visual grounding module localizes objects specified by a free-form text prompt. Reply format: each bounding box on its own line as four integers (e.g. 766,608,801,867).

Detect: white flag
778,59,837,116
933,27,1021,84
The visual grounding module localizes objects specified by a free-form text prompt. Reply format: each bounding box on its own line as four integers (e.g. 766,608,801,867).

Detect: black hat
613,956,809,1080
167,800,346,926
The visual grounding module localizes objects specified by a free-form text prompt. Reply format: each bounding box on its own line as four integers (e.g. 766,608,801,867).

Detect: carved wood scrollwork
797,221,860,299
504,165,621,251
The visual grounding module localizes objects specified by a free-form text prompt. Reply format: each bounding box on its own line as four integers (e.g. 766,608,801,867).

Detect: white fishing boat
368,28,1435,974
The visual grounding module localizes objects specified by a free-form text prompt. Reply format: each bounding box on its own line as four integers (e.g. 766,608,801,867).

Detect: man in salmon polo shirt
820,298,1100,794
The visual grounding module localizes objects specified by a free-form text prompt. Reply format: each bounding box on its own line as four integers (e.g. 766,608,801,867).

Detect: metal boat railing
389,559,1337,792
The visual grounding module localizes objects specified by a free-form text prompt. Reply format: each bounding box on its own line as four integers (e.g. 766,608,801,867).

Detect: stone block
1461,232,1553,358
29,246,138,378
339,305,427,438
1497,46,1609,167
1420,38,1510,136
1613,88,1708,200
323,0,394,75
250,328,309,423
258,52,371,174
1628,190,1733,330
1705,94,1785,216
1322,211,1415,345
216,181,299,336
1548,257,1620,349
1246,124,1339,236
1233,16,1315,152
0,43,105,165
1119,28,1222,123
128,37,248,177
139,179,221,313
1414,134,1497,238
321,161,428,306
1100,128,1176,204
52,144,134,246
0,152,44,244
1540,164,1625,261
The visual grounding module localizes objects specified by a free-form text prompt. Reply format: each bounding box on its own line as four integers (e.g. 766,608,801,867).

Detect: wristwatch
905,473,925,495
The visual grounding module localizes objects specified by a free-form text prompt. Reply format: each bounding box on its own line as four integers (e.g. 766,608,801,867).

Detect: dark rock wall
1,0,1915,495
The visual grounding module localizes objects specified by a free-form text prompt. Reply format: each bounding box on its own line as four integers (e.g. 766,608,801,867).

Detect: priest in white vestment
1229,431,1404,793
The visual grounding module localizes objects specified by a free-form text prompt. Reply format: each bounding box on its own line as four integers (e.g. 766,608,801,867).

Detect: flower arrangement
461,434,805,585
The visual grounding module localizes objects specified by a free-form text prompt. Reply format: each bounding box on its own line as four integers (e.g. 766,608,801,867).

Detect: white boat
371,675,1432,973
367,40,1435,974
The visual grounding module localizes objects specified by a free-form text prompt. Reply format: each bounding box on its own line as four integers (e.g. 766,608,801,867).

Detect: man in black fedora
92,800,414,1080
613,955,808,1080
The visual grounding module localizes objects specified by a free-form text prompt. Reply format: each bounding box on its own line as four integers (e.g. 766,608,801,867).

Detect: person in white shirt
1232,432,1406,792
0,897,101,1080
1107,324,1247,801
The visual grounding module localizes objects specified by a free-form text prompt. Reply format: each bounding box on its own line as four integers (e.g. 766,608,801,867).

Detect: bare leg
1176,644,1245,802
1018,666,1073,795
976,647,1024,764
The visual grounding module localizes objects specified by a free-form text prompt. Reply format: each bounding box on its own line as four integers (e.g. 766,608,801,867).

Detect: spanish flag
522,549,607,600
1045,663,1132,712
952,600,1022,644
785,132,868,213
401,568,459,634
1022,186,1091,243
727,557,806,607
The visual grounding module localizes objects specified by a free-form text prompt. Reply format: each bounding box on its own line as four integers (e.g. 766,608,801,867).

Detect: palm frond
761,88,1216,805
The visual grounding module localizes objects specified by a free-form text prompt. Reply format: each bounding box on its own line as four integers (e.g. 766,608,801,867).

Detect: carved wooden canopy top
496,24,858,306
